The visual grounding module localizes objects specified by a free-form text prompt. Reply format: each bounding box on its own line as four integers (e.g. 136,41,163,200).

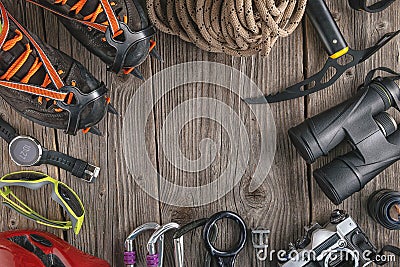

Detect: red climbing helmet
0,230,110,267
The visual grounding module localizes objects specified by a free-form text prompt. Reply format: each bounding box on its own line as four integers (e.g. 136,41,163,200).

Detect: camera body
279,210,377,267
289,76,400,204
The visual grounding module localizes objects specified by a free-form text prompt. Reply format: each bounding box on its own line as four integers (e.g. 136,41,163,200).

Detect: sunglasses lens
57,184,84,217
2,172,47,181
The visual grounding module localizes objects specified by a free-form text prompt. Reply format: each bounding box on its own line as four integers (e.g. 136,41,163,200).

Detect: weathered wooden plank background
0,0,399,266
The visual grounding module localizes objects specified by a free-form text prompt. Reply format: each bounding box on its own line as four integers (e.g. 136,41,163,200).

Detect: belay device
246,0,399,104
289,68,400,204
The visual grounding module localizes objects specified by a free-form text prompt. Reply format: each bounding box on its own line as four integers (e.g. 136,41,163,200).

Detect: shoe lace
1,29,73,111
54,0,126,37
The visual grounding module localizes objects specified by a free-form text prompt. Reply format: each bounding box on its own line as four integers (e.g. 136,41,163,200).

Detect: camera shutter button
330,209,347,224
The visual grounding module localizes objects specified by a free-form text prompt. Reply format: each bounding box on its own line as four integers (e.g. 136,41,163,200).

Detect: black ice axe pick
245,0,400,104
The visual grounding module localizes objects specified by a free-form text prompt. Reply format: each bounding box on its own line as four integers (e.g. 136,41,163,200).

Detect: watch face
9,136,42,166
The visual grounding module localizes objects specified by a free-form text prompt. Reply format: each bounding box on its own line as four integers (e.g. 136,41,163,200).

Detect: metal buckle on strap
82,164,100,183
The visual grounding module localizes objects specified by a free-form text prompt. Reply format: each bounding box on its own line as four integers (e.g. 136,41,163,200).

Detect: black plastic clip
105,22,156,73
56,84,107,135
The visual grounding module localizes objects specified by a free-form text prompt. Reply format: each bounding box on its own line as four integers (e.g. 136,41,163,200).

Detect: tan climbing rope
146,0,308,57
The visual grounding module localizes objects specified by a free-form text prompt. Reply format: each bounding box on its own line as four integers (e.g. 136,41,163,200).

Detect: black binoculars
289,71,400,204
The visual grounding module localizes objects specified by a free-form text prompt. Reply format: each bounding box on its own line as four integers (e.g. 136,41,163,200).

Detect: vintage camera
279,210,378,267
289,75,400,204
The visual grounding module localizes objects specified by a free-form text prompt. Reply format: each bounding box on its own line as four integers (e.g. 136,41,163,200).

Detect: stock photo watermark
122,61,276,207
255,240,396,266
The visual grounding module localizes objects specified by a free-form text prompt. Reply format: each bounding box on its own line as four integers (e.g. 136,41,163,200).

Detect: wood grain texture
0,0,398,266
306,0,400,266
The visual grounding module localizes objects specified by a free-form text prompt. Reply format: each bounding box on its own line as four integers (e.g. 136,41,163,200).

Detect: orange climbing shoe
0,2,114,135
27,0,161,79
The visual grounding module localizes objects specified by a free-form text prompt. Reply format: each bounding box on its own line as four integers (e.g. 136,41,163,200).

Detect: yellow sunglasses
0,171,85,234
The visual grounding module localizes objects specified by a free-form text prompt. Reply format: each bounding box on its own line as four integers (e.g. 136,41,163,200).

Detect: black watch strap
0,116,17,143
39,150,100,182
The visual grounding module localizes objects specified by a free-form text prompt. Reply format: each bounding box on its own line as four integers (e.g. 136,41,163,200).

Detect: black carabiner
202,211,247,267
173,218,218,267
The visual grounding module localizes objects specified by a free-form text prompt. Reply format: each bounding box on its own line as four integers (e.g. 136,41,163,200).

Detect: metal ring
202,211,247,258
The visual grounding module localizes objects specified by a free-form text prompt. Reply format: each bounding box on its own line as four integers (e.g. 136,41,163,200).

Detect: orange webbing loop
8,14,65,90
100,0,120,36
41,0,121,36
21,58,43,84
1,43,32,81
2,29,23,51
0,1,68,104
0,81,67,101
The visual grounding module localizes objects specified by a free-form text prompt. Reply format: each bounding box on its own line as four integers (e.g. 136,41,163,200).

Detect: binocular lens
313,161,361,205
368,189,400,230
288,122,323,164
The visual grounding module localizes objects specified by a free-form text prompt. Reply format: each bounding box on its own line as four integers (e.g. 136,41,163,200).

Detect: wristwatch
0,117,100,183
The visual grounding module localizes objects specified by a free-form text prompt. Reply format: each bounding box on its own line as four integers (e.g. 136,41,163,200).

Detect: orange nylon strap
26,0,114,34
7,14,65,90
0,2,10,49
99,0,120,36
0,81,68,100
0,2,67,102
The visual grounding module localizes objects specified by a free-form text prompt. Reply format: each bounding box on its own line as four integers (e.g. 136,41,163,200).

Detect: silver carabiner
172,218,219,267
124,222,164,267
147,222,183,267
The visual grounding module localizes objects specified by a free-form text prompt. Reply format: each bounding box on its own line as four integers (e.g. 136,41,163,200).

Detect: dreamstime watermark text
256,246,396,266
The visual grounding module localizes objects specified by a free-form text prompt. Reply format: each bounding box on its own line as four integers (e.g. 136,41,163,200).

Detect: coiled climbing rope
146,0,307,56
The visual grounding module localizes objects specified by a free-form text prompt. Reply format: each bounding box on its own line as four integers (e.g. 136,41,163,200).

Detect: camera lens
389,203,400,222
368,189,400,230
